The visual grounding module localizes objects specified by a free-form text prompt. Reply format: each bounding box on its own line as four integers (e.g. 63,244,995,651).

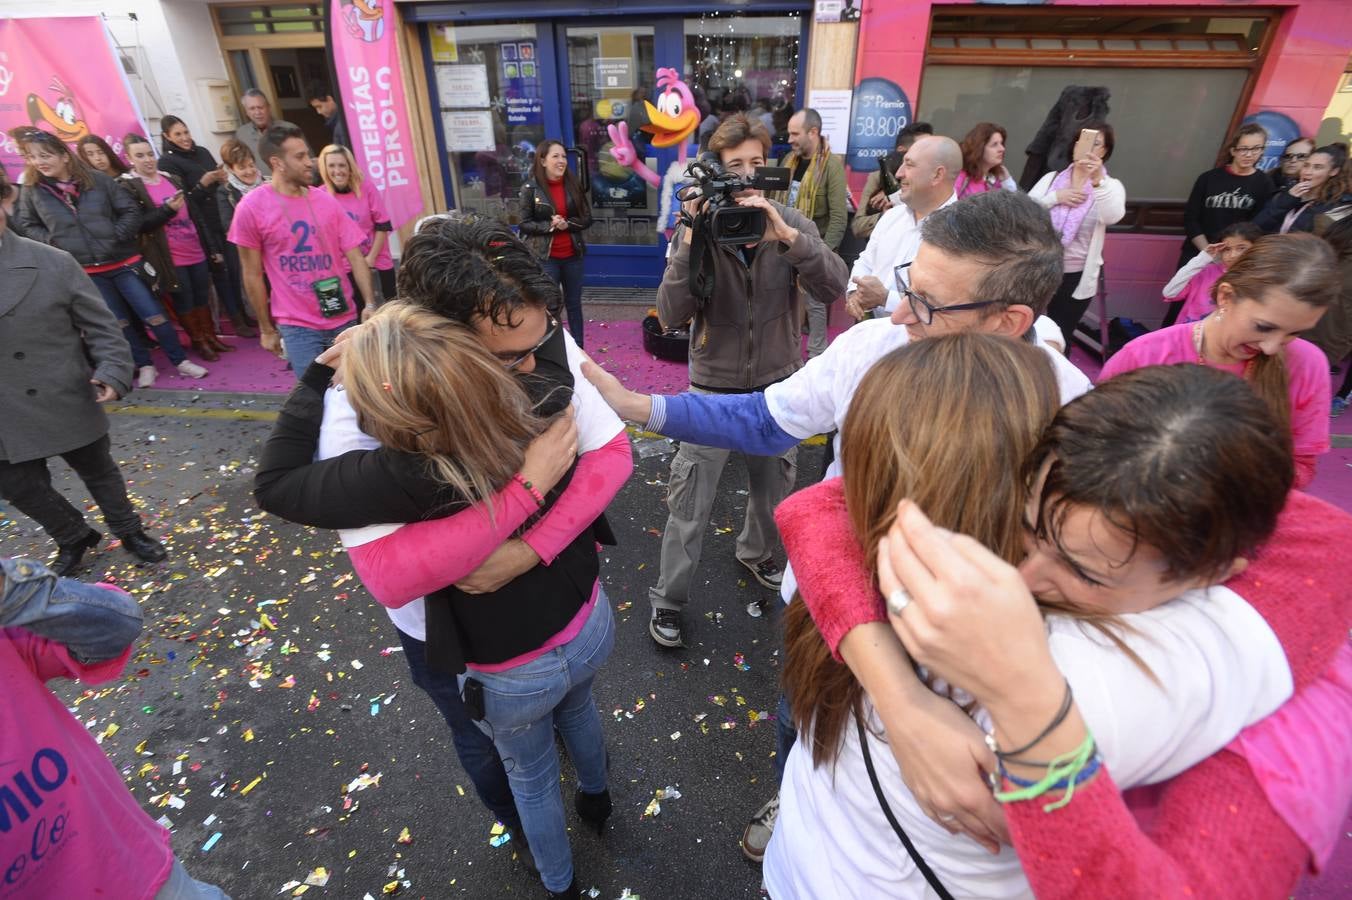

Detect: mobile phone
462,678,485,721
1072,129,1099,162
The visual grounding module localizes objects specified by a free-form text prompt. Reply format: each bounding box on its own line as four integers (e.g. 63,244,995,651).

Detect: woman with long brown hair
14,130,207,381
76,135,130,179
1101,232,1338,487
953,122,1016,199
766,341,1323,898
1253,142,1350,234
519,140,593,346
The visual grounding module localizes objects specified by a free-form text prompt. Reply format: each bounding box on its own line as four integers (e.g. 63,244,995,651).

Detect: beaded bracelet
512,473,546,508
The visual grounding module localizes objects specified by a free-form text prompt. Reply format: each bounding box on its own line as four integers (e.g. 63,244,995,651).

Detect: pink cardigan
777,479,1352,897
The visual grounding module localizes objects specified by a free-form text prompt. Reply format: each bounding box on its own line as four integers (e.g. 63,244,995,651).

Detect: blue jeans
170,261,211,317
462,591,614,891
90,265,187,367
0,556,143,664
395,628,520,830
276,320,355,378
541,255,585,348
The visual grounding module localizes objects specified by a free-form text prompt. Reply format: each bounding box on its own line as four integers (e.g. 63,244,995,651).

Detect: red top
777,480,1352,898
546,178,574,259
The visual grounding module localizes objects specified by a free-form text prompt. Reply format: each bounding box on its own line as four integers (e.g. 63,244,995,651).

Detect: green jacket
778,150,848,251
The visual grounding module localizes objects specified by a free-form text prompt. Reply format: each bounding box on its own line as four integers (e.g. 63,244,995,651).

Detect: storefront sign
807,89,852,156
594,58,634,91
442,110,496,153
1243,110,1302,174
328,0,424,227
0,17,148,181
814,1,859,23
845,77,914,172
505,96,543,127
436,64,490,109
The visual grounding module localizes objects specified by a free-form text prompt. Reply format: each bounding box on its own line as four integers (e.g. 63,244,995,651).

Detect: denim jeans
153,858,230,899
541,255,586,348
276,320,356,378
214,247,249,321
170,261,211,317
90,266,187,367
462,591,614,891
395,628,520,830
0,434,143,546
0,556,143,664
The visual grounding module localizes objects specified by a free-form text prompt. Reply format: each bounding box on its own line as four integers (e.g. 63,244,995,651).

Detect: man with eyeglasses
845,135,961,320
580,188,1090,863
645,112,847,651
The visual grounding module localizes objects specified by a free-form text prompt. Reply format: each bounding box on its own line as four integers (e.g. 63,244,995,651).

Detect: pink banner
0,17,149,182
329,0,423,228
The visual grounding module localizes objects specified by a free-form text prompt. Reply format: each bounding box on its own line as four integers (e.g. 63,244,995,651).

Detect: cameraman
648,113,848,647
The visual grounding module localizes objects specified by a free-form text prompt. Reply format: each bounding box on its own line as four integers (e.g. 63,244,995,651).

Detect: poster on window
436,64,491,108
0,17,149,182
327,0,425,227
442,110,497,153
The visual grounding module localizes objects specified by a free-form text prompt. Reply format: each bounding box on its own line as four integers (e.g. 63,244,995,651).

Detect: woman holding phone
126,134,230,369
519,140,593,347
1027,123,1126,349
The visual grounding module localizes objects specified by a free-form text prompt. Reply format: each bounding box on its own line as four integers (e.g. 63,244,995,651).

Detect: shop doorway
422,12,805,287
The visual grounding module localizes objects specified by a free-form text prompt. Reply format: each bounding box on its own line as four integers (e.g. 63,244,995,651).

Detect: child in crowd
1162,221,1263,324
0,556,229,898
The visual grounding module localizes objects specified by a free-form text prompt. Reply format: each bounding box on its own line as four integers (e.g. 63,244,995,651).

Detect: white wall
7,1,232,155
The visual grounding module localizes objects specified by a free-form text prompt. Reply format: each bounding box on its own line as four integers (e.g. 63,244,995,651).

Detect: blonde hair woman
255,226,634,900
318,144,396,305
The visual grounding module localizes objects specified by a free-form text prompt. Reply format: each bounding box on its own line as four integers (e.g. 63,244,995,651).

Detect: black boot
52,529,100,576
575,788,612,836
503,826,539,876
119,530,167,563
544,877,579,899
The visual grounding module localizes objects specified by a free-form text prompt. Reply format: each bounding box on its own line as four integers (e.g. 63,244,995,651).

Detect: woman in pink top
125,135,230,366
317,145,396,309
953,122,1017,199
1161,221,1262,324
1102,233,1338,488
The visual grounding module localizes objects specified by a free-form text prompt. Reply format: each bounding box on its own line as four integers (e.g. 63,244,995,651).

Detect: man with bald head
846,134,961,319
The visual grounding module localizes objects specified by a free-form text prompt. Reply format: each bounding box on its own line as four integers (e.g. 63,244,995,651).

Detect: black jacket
253,328,615,675
1252,188,1352,235
16,170,142,266
158,140,227,247
518,178,593,259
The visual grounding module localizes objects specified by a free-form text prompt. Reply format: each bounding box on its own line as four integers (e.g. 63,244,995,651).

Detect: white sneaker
136,365,157,388
176,360,208,379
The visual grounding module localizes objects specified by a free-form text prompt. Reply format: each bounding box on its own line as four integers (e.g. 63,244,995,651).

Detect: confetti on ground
304,868,330,887
396,827,413,845
202,832,222,852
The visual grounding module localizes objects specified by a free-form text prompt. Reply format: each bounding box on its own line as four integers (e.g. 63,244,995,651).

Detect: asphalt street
0,392,828,900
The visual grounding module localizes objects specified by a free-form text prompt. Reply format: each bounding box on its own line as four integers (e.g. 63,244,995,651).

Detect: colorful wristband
513,473,546,508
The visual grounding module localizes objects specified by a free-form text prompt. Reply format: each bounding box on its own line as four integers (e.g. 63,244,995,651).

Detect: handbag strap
856,715,956,900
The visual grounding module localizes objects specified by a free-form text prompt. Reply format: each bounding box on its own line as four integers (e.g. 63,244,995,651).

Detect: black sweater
254,331,614,675
1180,167,1275,264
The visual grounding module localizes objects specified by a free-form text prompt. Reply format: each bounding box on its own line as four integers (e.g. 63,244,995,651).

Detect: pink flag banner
0,17,149,181
328,0,424,227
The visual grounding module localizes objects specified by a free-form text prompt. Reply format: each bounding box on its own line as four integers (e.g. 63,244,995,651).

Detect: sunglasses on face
497,316,559,369
1282,152,1310,162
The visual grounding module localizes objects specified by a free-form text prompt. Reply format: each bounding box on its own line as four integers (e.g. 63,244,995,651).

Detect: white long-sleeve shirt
848,191,959,316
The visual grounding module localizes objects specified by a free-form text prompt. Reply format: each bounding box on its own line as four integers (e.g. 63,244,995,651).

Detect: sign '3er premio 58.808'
845,77,914,174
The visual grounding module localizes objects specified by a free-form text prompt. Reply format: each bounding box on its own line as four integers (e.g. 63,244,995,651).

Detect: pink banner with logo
329,0,424,228
0,17,149,182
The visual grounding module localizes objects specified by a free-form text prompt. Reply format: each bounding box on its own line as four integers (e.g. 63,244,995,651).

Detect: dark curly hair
397,216,562,327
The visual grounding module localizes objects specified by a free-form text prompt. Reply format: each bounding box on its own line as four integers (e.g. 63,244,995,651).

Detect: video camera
677,153,791,246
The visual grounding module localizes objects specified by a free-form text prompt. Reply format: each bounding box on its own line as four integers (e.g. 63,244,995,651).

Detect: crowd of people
1,92,1351,900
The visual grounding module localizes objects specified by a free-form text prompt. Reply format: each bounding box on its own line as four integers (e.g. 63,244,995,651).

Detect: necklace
1193,317,1254,376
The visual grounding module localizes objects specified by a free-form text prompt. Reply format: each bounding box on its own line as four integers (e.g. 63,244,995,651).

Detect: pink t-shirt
1099,322,1332,486
0,630,173,900
227,184,363,329
1175,261,1225,324
327,187,393,271
142,176,205,267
